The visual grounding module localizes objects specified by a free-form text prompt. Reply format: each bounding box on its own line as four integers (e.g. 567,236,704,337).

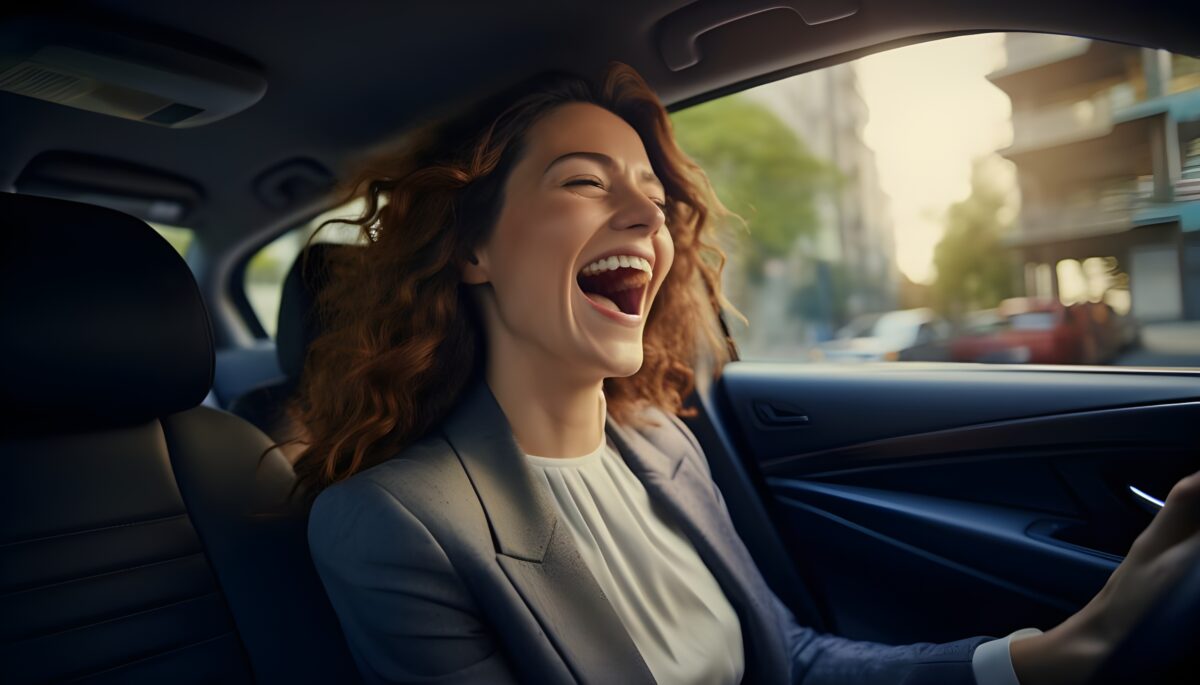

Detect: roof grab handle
657,0,859,72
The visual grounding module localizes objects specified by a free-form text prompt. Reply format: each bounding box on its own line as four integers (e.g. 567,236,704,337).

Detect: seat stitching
0,550,207,598
60,630,244,683
4,589,226,646
0,512,191,549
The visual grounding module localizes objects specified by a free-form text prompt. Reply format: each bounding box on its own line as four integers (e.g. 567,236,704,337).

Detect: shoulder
311,433,459,518
308,432,487,564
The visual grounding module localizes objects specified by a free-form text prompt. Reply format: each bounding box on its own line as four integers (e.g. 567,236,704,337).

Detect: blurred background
666,31,1200,368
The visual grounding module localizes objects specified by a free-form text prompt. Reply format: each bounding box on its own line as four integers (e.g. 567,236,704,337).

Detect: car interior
2,1,1199,684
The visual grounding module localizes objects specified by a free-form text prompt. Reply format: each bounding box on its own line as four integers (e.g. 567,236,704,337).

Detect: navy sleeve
665,412,991,684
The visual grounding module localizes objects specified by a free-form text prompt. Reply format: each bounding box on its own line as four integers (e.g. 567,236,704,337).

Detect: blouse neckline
523,433,608,468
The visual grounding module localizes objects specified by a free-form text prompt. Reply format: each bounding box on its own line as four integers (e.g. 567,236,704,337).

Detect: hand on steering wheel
1010,469,1200,685
1092,553,1200,684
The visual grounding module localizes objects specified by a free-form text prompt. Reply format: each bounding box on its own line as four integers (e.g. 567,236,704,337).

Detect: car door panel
703,362,1200,643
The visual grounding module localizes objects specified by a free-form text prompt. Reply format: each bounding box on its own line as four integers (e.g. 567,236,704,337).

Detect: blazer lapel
606,414,791,684
440,380,656,685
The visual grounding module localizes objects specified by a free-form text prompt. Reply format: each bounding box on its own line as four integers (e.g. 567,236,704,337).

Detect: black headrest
276,242,358,380
0,193,213,433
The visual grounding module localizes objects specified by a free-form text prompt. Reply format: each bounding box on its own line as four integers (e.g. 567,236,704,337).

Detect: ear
461,251,489,285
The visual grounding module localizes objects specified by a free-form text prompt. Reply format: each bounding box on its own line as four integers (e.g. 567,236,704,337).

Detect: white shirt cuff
971,628,1043,685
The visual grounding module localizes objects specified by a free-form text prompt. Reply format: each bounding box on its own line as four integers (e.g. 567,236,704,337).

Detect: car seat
0,192,360,684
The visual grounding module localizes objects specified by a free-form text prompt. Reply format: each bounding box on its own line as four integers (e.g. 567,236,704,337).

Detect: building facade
990,34,1200,321
739,63,898,351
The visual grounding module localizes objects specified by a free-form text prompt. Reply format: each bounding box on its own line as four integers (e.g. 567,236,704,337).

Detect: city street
1113,321,1200,367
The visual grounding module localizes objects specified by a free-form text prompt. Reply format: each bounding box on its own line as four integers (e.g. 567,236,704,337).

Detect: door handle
753,401,810,427
1128,485,1165,514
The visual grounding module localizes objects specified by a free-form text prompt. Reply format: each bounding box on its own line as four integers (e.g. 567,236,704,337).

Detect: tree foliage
670,96,836,279
932,157,1017,315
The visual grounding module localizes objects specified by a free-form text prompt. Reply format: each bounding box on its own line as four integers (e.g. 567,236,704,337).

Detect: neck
485,353,606,459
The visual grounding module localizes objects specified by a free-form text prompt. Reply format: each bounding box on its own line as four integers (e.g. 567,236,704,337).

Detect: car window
914,322,935,345
963,311,1003,334
670,32,1200,368
838,313,880,339
1009,312,1057,331
243,199,367,338
149,223,193,257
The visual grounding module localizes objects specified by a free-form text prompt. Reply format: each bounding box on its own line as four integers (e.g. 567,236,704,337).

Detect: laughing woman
294,63,1200,684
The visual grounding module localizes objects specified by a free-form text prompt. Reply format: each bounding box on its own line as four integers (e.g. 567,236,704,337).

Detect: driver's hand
1010,469,1200,685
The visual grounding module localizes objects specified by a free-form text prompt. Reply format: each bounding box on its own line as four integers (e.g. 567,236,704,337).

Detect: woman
293,62,1199,684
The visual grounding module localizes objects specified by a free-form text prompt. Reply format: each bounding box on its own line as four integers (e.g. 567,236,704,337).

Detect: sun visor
0,18,266,128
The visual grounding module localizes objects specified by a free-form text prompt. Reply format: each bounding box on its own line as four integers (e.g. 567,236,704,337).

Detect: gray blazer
309,381,990,684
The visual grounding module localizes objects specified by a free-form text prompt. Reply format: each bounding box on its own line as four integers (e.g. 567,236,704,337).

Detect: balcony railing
1009,84,1138,153
1018,204,1133,239
999,34,1092,75
1017,180,1154,238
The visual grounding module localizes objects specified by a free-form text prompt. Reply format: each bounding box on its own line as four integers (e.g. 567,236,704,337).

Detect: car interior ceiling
2,1,1199,683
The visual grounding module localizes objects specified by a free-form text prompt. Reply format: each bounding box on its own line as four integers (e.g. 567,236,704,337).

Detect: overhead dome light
0,18,266,128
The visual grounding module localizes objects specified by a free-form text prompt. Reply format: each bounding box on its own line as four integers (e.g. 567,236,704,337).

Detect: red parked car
950,297,1103,365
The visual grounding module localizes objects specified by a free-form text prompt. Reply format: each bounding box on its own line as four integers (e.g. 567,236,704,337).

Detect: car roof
876,308,936,325
2,0,1197,254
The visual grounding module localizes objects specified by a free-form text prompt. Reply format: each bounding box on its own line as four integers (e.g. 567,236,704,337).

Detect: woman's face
464,102,674,380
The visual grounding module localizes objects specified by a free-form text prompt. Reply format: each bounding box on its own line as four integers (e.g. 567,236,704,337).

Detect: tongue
586,292,621,313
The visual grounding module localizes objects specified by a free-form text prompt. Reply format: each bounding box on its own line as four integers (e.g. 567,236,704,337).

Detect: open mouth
576,255,652,317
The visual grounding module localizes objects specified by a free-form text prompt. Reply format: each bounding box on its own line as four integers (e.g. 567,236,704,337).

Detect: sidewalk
1113,321,1200,367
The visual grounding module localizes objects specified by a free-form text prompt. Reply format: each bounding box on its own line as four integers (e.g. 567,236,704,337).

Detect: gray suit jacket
309,381,990,684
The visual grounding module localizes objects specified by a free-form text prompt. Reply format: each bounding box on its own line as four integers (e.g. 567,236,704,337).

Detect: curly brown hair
287,61,735,495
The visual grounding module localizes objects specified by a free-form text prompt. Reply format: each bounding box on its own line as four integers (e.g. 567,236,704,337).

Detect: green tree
670,96,835,280
932,157,1017,315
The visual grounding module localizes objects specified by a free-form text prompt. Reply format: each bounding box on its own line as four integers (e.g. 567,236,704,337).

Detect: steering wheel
1088,554,1200,684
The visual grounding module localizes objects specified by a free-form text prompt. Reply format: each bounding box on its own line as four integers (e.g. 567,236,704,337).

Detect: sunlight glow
855,34,1013,284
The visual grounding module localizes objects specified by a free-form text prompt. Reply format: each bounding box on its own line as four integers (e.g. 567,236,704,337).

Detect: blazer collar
438,379,787,684
604,409,686,482
438,380,690,561
439,379,656,683
439,378,556,562
606,401,792,685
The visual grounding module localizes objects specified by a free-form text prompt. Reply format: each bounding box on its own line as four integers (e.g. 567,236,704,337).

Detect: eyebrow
543,151,664,192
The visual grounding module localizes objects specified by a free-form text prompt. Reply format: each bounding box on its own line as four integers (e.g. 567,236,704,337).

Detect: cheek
661,231,675,267
508,196,590,251
491,208,587,296
654,230,676,286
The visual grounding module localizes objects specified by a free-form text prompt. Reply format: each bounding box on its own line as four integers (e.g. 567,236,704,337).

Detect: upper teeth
580,255,652,276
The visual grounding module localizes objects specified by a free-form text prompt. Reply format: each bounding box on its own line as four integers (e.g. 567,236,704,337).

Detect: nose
612,188,667,234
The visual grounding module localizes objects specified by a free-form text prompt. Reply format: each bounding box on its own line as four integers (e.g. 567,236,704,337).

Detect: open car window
670,32,1200,368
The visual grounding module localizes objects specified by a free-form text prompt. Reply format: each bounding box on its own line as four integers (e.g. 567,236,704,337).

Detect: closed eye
565,178,666,209
565,178,605,189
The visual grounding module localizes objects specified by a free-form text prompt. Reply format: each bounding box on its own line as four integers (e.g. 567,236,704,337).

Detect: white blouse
525,429,745,685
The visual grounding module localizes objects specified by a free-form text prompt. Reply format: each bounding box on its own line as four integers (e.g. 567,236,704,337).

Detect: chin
598,348,644,379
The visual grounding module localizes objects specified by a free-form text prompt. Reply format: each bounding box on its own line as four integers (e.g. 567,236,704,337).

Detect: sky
854,33,1014,284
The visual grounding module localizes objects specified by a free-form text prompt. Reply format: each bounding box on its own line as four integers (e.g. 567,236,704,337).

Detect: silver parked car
817,308,953,362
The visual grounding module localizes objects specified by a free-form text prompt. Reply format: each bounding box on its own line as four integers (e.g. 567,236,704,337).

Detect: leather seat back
0,193,359,684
